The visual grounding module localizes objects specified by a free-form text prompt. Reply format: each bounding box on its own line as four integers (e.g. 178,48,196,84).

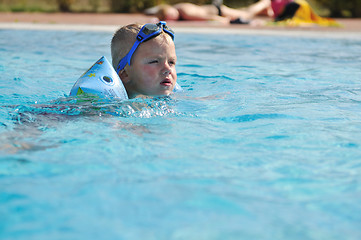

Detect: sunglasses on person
116,21,175,74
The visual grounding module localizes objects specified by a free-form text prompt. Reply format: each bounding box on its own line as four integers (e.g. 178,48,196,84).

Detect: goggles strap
116,41,140,73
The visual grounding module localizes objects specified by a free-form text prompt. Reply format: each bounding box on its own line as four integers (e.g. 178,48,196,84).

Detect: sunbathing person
144,0,271,25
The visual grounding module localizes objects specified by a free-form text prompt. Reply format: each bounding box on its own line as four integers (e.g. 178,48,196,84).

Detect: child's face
122,34,177,98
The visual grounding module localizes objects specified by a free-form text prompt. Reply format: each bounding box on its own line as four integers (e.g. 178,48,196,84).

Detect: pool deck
0,12,361,38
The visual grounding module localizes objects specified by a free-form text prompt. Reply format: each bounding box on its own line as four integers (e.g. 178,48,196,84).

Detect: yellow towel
274,0,341,27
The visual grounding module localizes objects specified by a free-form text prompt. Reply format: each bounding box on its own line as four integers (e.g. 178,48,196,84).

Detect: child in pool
111,21,177,99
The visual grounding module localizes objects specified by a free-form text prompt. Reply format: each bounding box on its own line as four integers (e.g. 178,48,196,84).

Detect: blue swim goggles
116,21,175,74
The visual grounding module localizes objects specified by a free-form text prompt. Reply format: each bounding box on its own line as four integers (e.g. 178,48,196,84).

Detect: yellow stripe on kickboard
76,87,85,95
75,87,99,101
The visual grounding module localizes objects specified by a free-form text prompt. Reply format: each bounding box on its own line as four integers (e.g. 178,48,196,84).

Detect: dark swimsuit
275,2,300,21
212,1,249,24
213,3,222,16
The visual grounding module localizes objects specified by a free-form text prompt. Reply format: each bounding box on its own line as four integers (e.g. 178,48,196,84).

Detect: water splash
7,95,190,126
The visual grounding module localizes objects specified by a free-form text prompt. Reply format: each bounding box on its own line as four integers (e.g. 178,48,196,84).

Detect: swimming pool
1,27,361,240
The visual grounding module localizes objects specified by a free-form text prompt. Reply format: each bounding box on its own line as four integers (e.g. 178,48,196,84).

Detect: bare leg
221,0,271,20
175,3,229,24
242,0,271,17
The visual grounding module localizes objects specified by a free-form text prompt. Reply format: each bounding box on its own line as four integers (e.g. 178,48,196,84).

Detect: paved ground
0,12,361,38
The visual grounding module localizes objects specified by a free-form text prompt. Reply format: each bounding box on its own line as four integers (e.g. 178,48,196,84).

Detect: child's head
111,22,177,98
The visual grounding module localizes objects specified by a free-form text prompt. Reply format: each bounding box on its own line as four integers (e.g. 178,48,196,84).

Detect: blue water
1,28,361,240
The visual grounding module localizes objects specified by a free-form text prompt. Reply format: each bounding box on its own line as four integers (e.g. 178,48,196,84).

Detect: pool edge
1,22,361,40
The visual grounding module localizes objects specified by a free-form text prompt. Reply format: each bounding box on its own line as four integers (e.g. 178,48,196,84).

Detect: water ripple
219,113,302,123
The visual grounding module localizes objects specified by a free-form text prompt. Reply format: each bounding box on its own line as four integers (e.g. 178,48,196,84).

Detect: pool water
1,28,361,240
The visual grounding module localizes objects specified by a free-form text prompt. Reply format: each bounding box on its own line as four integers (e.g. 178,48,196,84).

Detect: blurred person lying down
144,0,272,25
